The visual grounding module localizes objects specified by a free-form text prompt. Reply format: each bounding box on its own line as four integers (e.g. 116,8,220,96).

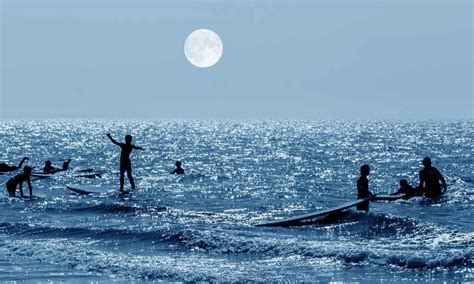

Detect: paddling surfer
390,179,421,199
418,157,447,198
356,164,374,211
106,133,144,193
0,157,29,172
43,159,72,174
5,166,34,198
170,161,185,175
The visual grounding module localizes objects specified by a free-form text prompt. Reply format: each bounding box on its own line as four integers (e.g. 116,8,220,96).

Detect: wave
0,212,472,281
1,229,472,282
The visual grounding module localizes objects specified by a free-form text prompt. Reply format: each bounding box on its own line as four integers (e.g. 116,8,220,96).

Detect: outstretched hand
106,133,111,137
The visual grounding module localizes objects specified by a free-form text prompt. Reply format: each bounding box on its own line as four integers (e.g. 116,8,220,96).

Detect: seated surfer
170,161,185,175
106,133,144,193
356,164,374,211
0,157,29,172
43,159,72,174
418,157,447,198
5,166,33,198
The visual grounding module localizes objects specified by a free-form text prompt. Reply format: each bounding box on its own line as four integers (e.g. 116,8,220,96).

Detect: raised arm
106,133,121,146
18,157,29,168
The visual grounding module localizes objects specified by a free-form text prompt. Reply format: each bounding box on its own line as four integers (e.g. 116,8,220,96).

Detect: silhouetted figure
107,133,144,192
419,157,447,198
43,159,72,174
391,179,421,198
356,164,374,211
0,157,29,172
5,166,33,198
170,161,185,175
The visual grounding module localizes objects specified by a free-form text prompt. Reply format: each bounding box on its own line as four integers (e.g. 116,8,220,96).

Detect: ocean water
0,120,472,282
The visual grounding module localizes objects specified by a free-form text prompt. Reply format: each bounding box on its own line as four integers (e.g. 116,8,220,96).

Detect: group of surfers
1,134,185,198
2,134,447,205
356,156,447,211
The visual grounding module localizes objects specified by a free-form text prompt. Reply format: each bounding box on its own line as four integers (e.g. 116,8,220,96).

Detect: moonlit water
0,120,472,282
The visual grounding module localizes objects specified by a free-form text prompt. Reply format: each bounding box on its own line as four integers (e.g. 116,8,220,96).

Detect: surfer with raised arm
418,157,447,198
106,133,144,193
0,157,29,172
5,166,34,198
170,161,185,175
356,164,374,211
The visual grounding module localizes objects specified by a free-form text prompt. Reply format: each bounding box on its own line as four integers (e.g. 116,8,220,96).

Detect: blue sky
1,0,472,119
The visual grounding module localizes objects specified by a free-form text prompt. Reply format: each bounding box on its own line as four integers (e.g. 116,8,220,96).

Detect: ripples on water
0,120,472,281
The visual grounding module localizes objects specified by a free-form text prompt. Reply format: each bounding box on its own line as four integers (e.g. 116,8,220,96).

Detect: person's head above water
125,135,133,144
399,179,409,187
45,160,52,166
422,157,432,167
175,161,182,167
360,164,370,176
24,166,33,174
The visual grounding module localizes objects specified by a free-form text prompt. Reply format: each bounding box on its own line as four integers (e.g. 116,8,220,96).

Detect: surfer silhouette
170,161,185,175
356,164,374,211
5,166,33,198
0,157,29,172
107,133,144,192
390,179,420,199
43,159,72,174
418,157,447,198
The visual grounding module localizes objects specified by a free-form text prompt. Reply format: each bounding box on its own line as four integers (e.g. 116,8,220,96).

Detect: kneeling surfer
5,166,33,198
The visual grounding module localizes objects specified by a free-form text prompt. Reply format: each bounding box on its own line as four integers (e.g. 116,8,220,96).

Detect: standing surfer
5,166,34,198
106,133,144,193
418,157,447,198
356,164,374,211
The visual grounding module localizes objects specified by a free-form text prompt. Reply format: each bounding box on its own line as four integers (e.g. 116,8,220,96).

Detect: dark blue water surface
0,120,472,282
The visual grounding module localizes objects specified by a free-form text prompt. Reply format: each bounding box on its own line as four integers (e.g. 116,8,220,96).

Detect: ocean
0,120,472,282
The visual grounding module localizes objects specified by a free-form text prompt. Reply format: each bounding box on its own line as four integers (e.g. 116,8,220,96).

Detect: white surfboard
373,193,407,201
256,198,370,227
73,172,103,178
31,172,54,179
23,190,47,199
66,184,132,195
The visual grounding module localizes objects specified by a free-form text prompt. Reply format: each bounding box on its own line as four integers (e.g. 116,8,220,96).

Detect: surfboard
256,198,370,227
22,190,47,199
30,172,54,179
73,172,103,178
3,189,46,199
66,184,132,195
373,193,407,201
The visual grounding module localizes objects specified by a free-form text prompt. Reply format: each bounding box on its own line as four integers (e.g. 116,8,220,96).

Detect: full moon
184,29,223,68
